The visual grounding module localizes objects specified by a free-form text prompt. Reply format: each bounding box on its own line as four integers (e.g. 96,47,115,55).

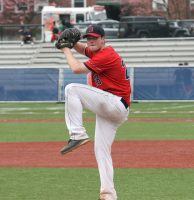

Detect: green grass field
0,102,194,200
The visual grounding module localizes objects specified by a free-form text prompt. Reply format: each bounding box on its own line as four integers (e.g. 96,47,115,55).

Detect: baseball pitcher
55,25,131,200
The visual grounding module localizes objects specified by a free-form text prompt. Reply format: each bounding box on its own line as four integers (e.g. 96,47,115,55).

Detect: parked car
75,19,120,39
175,19,194,36
119,16,190,38
169,21,190,37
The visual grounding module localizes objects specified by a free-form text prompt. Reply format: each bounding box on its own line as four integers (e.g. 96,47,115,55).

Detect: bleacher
0,44,38,67
1,38,194,68
1,38,194,101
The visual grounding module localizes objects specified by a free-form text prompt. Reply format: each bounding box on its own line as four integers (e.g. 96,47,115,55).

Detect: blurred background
0,0,194,41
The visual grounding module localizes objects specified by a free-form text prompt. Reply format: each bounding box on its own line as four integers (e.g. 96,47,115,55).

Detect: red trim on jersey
84,46,131,106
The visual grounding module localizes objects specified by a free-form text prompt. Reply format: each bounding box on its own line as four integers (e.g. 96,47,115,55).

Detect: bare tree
153,0,190,19
120,3,133,16
1,0,42,24
120,0,152,16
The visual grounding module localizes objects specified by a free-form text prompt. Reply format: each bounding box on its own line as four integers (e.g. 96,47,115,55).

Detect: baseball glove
55,28,81,49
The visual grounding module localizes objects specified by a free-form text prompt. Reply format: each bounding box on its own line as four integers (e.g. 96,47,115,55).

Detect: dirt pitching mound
0,140,194,168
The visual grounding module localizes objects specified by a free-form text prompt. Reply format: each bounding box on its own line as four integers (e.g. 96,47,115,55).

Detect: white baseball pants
65,83,129,200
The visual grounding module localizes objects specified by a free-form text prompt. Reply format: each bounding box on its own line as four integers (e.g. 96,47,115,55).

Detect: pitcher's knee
65,83,79,96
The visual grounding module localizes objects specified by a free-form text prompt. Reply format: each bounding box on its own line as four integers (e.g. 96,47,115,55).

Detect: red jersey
84,46,131,106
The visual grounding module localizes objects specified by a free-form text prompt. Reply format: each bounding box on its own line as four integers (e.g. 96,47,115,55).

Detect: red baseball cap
83,24,105,38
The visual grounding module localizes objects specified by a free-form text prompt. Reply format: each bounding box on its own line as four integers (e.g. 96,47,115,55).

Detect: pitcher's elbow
72,68,82,74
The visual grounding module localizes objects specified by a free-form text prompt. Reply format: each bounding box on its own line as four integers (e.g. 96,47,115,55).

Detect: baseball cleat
60,138,90,155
